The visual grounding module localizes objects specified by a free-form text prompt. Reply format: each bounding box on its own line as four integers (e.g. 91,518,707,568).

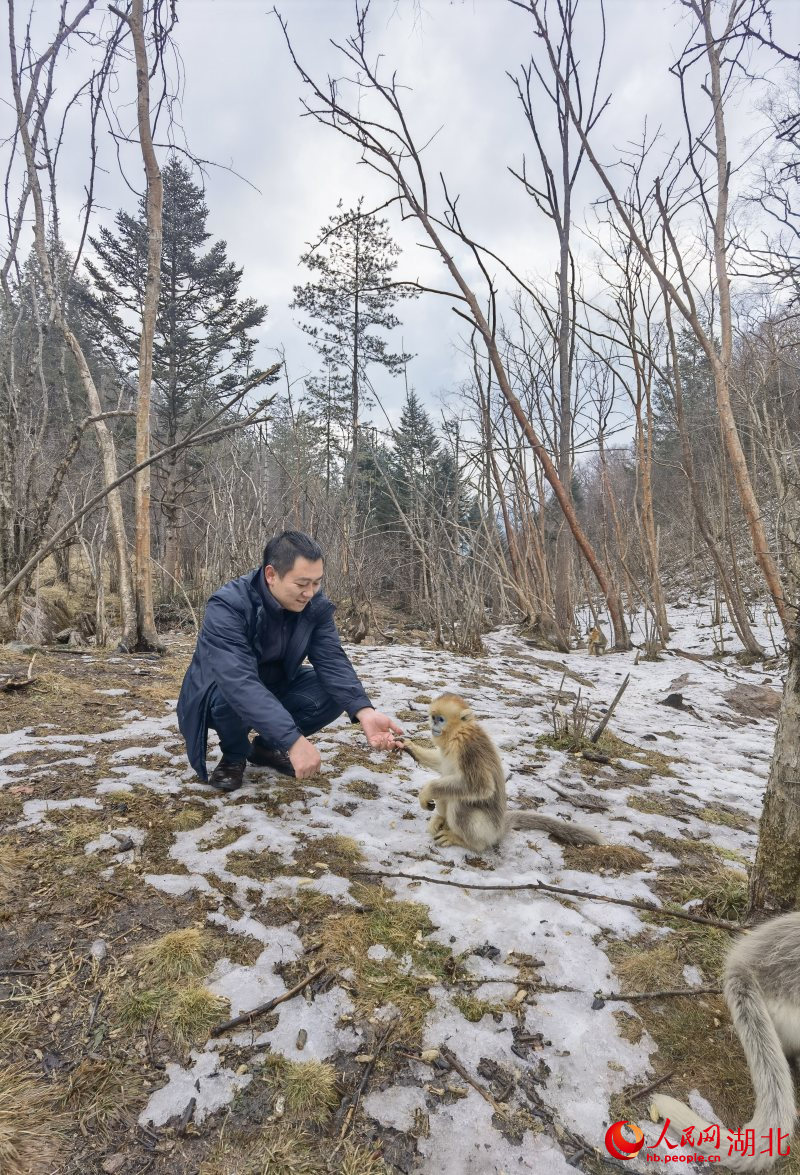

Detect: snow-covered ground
1,597,784,1172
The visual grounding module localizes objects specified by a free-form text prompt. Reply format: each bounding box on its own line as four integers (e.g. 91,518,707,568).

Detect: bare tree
277,2,632,649
508,0,608,640
524,0,799,911
109,0,172,650
6,0,143,646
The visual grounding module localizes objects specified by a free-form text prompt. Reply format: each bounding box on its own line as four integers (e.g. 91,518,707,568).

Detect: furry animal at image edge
650,912,800,1171
400,692,603,851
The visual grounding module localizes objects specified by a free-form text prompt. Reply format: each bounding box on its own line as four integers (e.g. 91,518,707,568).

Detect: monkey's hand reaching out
418,783,436,811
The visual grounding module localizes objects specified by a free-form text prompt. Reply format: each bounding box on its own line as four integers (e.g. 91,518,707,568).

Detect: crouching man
177,531,402,791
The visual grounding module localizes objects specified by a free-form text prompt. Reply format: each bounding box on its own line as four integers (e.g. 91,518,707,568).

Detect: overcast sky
5,0,799,432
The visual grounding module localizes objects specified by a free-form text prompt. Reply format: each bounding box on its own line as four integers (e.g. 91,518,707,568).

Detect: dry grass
115,978,230,1049
0,1009,33,1050
639,831,721,865
57,817,106,850
200,1124,322,1175
0,843,21,897
604,916,773,1164
561,843,651,874
316,882,455,1043
137,926,215,982
115,983,170,1034
173,803,216,831
167,984,230,1047
338,1141,393,1175
198,824,248,851
652,861,749,922
596,731,679,775
633,996,751,1128
227,848,285,880
610,938,685,992
59,1054,144,1138
0,1066,65,1174
326,742,397,777
627,793,696,819
696,803,755,832
291,833,364,877
263,1054,340,1125
613,1009,644,1045
452,992,507,1023
343,778,380,799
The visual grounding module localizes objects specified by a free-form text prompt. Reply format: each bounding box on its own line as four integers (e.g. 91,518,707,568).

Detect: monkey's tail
650,964,795,1171
506,811,604,846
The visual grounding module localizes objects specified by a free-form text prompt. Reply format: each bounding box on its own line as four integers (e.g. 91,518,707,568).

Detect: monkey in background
400,693,603,851
588,626,608,656
650,912,800,1170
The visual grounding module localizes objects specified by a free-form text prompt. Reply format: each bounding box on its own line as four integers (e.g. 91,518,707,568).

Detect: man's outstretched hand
287,735,322,779
356,707,403,751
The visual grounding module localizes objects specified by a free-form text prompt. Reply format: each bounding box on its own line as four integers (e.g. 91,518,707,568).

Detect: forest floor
0,599,793,1175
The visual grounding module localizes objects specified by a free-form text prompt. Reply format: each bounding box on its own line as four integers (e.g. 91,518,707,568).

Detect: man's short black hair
262,531,324,576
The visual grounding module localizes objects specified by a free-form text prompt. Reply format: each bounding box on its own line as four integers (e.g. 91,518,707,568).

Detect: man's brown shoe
248,741,296,777
208,757,247,791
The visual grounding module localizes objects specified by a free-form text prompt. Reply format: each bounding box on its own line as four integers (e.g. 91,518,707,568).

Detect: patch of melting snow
205,926,302,1017
533,991,653,1140
249,985,361,1060
85,826,146,856
144,872,215,897
207,910,275,945
99,764,187,794
363,1083,427,1132
110,745,171,761
139,1049,252,1128
417,1090,572,1174
18,796,102,827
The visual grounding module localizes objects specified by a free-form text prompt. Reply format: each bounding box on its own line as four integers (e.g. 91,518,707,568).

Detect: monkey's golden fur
402,693,603,851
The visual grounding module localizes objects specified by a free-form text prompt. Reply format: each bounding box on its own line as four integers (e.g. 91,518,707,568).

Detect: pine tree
391,387,442,515
84,157,270,585
291,197,417,494
302,363,350,495
652,327,717,467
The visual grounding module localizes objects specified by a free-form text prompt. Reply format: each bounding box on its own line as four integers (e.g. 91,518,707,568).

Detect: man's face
264,557,324,612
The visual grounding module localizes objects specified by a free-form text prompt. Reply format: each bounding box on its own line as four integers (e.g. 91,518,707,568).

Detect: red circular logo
605,1120,645,1160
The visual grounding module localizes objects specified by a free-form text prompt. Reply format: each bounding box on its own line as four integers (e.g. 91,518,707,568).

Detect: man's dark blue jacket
177,568,372,780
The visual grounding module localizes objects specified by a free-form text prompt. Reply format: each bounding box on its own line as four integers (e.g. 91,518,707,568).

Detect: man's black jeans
207,667,345,763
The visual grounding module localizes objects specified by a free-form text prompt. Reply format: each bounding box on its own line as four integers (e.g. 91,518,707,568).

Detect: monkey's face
428,693,474,738
430,711,446,738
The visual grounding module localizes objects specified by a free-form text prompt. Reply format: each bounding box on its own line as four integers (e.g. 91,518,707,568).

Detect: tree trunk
553,213,574,644
129,0,163,652
163,506,182,591
749,649,800,913
639,385,669,645
664,306,765,657
8,1,138,650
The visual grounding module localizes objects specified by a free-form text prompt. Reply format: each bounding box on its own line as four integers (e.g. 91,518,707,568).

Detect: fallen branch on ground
335,1018,396,1144
351,870,748,932
597,986,721,1002
210,965,326,1037
0,654,38,691
629,1071,676,1101
440,1045,505,1115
